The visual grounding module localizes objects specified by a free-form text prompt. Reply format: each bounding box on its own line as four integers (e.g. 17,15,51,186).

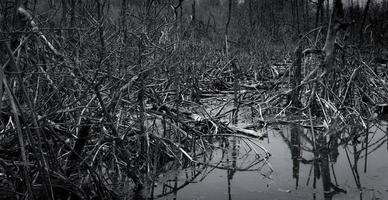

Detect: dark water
150,121,388,200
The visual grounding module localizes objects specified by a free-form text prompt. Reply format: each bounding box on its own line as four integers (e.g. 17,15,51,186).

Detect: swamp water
142,121,388,200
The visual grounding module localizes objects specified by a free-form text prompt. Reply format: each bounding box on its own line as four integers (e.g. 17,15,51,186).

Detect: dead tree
315,0,324,27
322,0,345,86
290,46,303,107
359,0,371,43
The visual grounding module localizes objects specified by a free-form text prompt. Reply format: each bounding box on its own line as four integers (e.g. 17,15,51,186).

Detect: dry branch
17,7,62,56
227,124,265,138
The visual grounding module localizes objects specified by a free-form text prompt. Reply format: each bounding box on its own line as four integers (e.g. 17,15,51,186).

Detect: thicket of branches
0,0,387,199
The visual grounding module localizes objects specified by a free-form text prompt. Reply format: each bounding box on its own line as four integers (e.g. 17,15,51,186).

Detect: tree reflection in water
135,121,387,200
280,124,350,200
136,135,271,200
279,121,388,200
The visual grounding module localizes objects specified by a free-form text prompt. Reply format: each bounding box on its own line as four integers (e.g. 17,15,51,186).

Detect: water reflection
135,135,271,200
280,125,347,200
278,121,388,200
137,121,388,200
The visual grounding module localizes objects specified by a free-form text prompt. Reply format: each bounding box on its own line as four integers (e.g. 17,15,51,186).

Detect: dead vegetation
0,0,387,199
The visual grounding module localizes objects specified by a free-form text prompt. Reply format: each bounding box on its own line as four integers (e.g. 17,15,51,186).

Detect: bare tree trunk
61,0,67,27
259,0,264,27
120,0,128,39
296,0,300,34
270,0,276,34
291,0,295,30
225,0,232,57
70,0,76,28
191,0,196,21
96,0,106,67
225,0,232,36
224,0,239,124
248,0,254,32
300,0,306,31
322,0,344,70
350,0,354,35
359,0,371,43
322,0,345,91
32,0,37,11
290,46,303,107
325,0,329,23
232,60,239,124
315,0,324,27
120,0,128,75
305,0,309,30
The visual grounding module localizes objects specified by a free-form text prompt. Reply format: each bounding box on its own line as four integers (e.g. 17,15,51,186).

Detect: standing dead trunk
96,1,105,61
305,0,309,29
191,0,196,21
291,0,295,29
137,38,146,153
322,0,344,71
119,0,128,75
321,0,346,97
359,0,371,43
61,0,67,27
326,0,330,23
248,0,254,32
70,0,76,26
290,46,303,107
225,0,233,55
232,60,239,124
295,0,300,34
315,0,324,27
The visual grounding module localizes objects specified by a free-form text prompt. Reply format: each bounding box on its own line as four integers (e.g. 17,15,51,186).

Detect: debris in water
278,188,291,193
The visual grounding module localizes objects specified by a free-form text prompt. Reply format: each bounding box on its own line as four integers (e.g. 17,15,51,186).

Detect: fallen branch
227,124,266,138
